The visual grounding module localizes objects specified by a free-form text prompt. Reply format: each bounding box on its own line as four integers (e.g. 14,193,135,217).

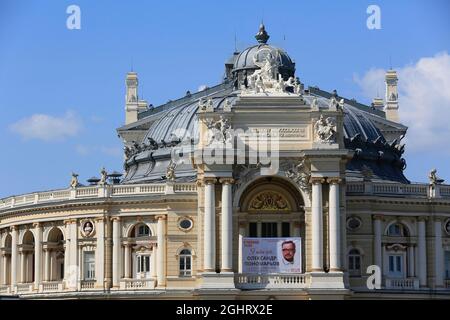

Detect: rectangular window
249,223,257,237
282,222,290,237
137,255,150,273
445,251,450,279
83,251,95,280
261,222,277,237
180,256,192,277
348,255,361,276
388,254,403,277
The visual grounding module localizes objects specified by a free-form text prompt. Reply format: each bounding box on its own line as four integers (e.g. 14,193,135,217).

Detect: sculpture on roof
99,167,108,185
199,98,214,112
314,115,337,143
70,172,79,189
166,160,177,182
429,168,444,185
205,116,232,145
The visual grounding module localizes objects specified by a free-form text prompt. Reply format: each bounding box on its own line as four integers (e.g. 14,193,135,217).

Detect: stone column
66,219,78,289
238,222,246,274
219,178,233,273
434,218,444,287
418,217,427,286
20,252,26,283
0,250,3,285
1,253,7,284
43,249,50,281
203,178,216,272
63,243,69,281
95,217,105,289
111,217,121,288
408,246,415,277
151,246,157,279
124,244,131,279
373,215,383,270
11,226,18,287
311,178,324,271
328,178,341,271
51,251,57,281
156,215,167,286
34,223,42,288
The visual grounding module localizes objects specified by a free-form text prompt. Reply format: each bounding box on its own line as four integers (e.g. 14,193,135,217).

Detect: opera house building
1,25,449,300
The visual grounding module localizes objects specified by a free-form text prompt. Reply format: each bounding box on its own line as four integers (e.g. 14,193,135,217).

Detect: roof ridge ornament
255,23,269,44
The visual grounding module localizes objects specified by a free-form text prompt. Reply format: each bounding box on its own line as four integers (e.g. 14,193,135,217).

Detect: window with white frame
388,254,404,278
348,249,361,277
83,251,95,280
179,249,192,277
137,255,150,274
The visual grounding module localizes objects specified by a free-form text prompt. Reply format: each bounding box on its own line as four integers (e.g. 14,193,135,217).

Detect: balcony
385,278,419,290
119,279,156,290
40,281,64,293
80,280,96,290
346,181,450,199
0,182,198,211
234,273,310,290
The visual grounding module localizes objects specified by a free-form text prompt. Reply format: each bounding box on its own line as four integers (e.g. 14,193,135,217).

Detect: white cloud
354,52,450,153
75,144,90,156
76,144,122,158
100,146,122,157
10,111,82,142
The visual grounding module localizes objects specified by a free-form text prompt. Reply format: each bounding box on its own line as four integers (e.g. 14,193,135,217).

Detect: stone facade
1,25,449,300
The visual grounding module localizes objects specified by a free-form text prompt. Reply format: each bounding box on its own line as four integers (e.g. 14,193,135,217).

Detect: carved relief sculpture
314,115,337,143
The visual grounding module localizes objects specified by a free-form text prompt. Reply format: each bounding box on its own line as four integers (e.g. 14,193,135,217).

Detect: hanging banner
242,237,302,273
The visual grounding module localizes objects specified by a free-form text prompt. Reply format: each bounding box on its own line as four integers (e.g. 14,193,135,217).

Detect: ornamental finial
255,23,269,44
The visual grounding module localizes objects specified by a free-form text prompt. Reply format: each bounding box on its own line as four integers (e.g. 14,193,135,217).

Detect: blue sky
0,0,449,197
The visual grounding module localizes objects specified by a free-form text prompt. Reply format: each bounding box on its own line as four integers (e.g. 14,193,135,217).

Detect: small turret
125,72,148,125
385,69,399,122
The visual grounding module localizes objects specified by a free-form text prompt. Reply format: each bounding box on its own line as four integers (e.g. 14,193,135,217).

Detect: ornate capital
327,177,342,185
94,217,106,223
110,216,121,222
32,222,42,229
310,177,325,184
63,219,77,225
219,178,235,185
372,214,384,221
417,216,428,222
10,225,18,231
155,215,167,221
203,177,217,185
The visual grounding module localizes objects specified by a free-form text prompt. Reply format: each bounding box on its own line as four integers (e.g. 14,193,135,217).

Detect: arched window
387,223,408,237
179,249,192,277
135,224,150,237
348,249,361,277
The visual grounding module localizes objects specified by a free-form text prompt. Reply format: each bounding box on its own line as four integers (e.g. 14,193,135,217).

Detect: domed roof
121,82,407,184
232,24,296,80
